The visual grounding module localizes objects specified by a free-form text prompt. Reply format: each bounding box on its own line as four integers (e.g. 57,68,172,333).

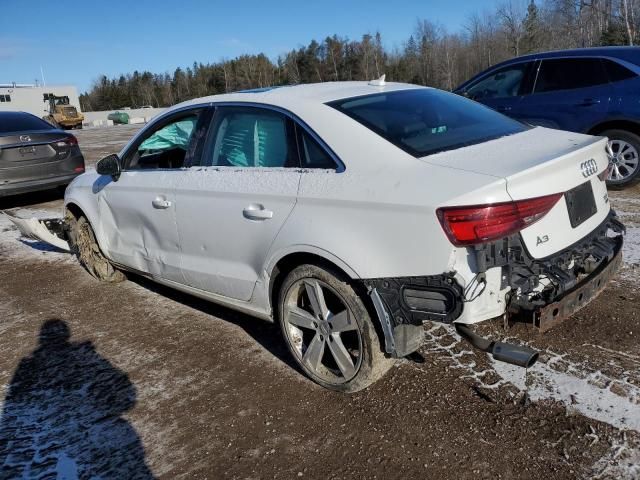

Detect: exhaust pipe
454,323,538,368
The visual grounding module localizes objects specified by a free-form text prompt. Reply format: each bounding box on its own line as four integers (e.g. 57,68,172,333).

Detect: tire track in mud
416,322,640,479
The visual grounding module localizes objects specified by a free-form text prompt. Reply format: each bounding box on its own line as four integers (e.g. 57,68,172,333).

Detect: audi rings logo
580,158,598,178
19,135,31,142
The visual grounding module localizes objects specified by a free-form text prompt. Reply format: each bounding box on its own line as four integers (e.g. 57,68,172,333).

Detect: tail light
52,135,78,159
437,193,563,246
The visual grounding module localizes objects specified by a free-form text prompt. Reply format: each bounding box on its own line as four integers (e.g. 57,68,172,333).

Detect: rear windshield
328,89,526,157
0,112,54,134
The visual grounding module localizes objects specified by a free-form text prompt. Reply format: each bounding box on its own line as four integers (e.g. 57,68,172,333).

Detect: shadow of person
0,320,154,479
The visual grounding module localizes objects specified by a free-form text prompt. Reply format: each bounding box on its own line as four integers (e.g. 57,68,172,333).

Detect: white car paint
426,126,611,258
63,81,618,342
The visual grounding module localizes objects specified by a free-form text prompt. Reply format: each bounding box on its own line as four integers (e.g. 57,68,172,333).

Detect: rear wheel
278,264,394,392
66,212,125,283
603,129,640,189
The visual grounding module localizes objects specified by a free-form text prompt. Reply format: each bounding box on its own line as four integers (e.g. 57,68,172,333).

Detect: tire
602,129,640,189
277,264,394,393
66,212,125,283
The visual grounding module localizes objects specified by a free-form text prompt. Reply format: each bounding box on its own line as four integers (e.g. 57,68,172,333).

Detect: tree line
79,0,640,111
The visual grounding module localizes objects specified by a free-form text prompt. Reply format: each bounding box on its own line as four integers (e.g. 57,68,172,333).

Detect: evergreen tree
522,0,543,54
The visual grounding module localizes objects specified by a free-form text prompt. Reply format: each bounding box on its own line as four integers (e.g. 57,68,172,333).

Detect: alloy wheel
607,139,639,183
283,278,363,384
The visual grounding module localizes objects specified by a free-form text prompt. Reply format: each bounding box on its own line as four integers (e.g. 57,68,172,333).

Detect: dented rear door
174,105,301,301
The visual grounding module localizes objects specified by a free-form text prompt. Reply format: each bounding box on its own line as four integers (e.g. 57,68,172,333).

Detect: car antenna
368,74,386,87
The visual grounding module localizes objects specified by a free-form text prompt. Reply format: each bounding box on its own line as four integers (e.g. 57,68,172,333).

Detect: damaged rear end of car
431,127,624,350
328,87,625,368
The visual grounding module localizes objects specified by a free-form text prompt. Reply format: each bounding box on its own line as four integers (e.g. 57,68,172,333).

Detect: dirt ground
0,125,639,479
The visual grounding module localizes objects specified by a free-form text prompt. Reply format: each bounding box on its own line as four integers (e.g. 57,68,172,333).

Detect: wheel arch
64,201,84,220
587,119,640,137
266,248,360,310
266,248,393,355
64,198,109,255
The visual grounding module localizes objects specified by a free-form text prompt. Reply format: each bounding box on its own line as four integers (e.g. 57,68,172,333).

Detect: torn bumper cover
493,212,625,331
363,211,624,358
364,274,464,357
3,212,70,252
514,234,622,331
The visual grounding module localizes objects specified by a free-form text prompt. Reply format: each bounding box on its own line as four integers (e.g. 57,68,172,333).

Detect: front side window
466,63,531,100
207,108,297,168
329,89,526,157
125,111,201,170
534,58,608,93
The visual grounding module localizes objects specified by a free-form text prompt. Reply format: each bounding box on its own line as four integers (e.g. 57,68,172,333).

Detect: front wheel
603,129,640,189
278,264,394,392
66,213,125,283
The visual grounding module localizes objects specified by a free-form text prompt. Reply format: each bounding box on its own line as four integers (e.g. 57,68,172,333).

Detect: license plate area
565,181,597,228
19,146,37,155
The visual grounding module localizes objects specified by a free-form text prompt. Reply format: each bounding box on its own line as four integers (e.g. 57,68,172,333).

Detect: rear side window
207,107,298,168
0,113,54,133
602,59,637,82
535,58,608,93
298,129,336,169
329,89,526,157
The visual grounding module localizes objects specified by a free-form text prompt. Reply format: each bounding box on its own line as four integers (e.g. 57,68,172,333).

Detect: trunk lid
424,127,611,258
0,130,78,185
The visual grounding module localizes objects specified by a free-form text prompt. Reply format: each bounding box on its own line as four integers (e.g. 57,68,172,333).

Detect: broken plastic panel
3,212,70,252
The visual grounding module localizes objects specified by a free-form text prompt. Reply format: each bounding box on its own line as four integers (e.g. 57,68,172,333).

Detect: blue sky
1,0,501,93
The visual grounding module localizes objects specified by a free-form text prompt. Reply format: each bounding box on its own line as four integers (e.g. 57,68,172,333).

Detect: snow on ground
422,323,640,479
621,226,640,265
610,193,640,282
423,323,640,431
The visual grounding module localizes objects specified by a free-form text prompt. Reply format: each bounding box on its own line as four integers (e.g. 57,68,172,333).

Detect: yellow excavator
43,93,84,129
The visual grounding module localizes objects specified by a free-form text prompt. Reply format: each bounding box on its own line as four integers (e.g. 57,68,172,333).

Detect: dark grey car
0,111,85,197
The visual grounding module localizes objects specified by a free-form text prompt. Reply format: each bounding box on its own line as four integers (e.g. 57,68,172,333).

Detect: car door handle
577,98,601,106
243,204,273,220
152,197,172,209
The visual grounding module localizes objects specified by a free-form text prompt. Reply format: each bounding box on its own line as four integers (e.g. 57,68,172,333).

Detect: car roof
0,111,40,119
172,81,426,115
498,46,640,64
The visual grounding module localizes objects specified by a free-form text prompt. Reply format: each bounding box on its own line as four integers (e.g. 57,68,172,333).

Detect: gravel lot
0,125,639,479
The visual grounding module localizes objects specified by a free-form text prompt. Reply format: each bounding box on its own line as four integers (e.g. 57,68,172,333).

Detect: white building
0,83,82,118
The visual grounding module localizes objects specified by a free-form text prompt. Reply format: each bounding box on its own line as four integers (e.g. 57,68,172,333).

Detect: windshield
328,88,526,157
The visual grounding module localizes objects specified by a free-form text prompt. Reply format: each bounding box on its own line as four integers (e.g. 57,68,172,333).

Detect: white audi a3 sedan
62,81,624,392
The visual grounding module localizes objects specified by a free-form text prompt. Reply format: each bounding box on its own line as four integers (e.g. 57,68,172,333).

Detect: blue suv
455,47,640,188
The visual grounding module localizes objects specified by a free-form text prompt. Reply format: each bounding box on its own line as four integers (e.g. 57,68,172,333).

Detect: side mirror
96,154,121,181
